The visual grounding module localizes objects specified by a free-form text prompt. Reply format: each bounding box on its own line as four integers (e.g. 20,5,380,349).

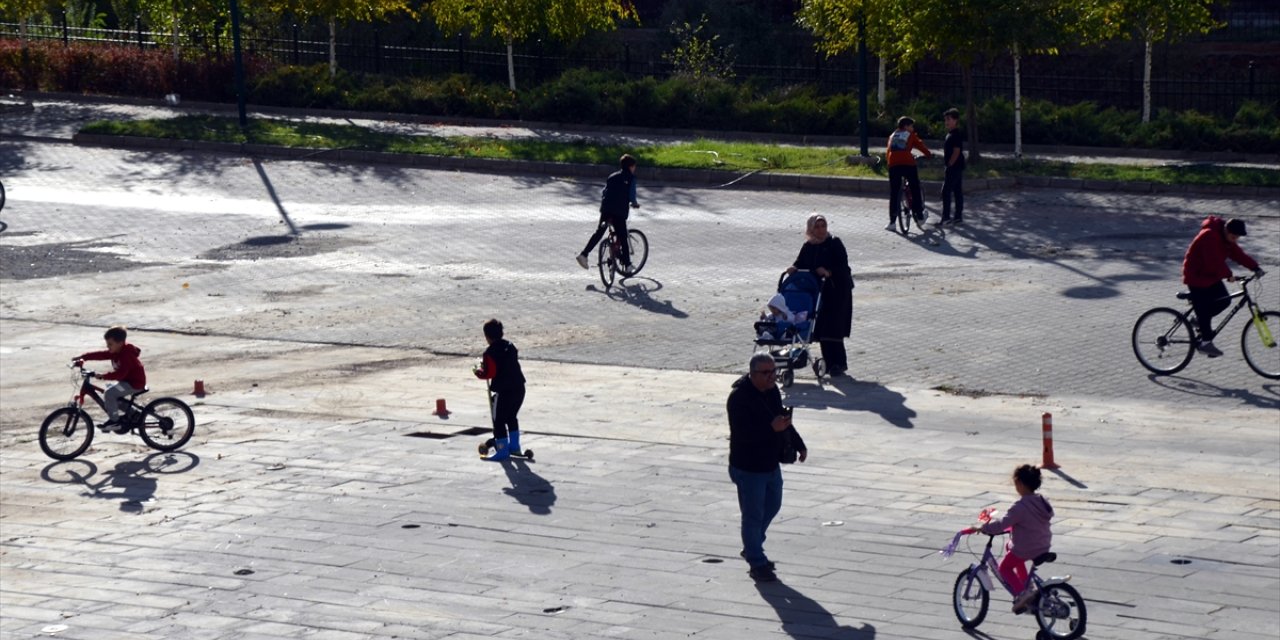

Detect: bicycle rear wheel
897,186,912,234
597,241,615,289
1034,583,1087,640
619,229,648,277
1132,307,1195,375
1242,310,1280,379
39,407,94,461
952,568,989,628
137,397,195,452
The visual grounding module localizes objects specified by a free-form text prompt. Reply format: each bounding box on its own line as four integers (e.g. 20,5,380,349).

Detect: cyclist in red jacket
1181,217,1261,357
75,325,147,432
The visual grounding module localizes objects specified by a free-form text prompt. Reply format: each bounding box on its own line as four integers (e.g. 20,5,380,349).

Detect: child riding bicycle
885,116,932,231
73,325,146,433
978,464,1054,614
576,154,640,270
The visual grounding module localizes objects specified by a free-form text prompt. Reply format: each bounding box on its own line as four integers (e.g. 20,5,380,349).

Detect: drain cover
234,568,255,576
1171,558,1192,565
401,524,421,529
700,558,724,564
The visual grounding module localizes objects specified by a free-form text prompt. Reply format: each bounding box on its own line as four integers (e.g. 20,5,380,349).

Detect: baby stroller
753,270,826,388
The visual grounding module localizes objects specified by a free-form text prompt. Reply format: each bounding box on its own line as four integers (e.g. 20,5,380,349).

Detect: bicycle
39,363,197,461
896,172,925,234
1,179,6,212
1131,271,1277,379
942,509,1087,640
597,222,649,290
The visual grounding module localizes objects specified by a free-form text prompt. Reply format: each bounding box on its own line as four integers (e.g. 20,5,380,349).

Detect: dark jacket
476,339,526,392
1182,215,1259,288
78,343,146,389
600,169,635,218
727,375,806,473
792,236,854,340
980,493,1054,559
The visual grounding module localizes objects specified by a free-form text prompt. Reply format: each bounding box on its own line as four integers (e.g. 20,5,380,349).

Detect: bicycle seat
1032,552,1057,566
1176,291,1192,300
126,387,150,399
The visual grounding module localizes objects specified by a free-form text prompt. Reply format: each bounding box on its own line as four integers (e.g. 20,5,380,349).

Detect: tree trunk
1013,44,1022,159
877,58,886,109
172,0,180,64
963,63,980,163
506,41,516,92
1142,36,1152,123
329,19,337,79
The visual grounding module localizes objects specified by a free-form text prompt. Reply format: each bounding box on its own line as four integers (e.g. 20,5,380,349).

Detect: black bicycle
1131,272,1277,378
597,223,649,289
39,363,197,460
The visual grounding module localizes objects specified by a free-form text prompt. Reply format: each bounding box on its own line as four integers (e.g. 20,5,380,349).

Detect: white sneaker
575,254,588,269
884,222,897,231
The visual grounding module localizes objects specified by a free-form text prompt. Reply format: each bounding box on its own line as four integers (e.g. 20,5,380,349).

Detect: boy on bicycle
74,325,146,433
885,116,932,231
1182,216,1262,358
979,464,1053,614
576,154,640,269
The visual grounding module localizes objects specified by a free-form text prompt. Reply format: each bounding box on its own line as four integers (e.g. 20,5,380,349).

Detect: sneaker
884,222,897,231
940,218,954,227
575,254,588,269
1197,341,1224,358
98,419,118,432
1011,586,1038,614
748,565,778,582
740,551,775,571
953,217,964,226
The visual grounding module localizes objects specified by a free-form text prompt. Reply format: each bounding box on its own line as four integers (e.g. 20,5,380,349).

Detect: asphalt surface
1,97,1278,640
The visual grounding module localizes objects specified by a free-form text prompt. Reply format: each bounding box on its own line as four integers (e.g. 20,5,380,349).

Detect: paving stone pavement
2,102,1279,640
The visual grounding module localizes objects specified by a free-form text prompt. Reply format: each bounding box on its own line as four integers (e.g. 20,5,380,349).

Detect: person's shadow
81,459,158,513
788,377,917,429
755,581,877,639
501,458,557,515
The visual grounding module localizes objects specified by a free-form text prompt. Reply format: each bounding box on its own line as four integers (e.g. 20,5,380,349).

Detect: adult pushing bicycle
39,362,196,461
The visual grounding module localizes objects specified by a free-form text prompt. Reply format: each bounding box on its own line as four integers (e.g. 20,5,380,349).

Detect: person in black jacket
940,108,966,226
787,214,855,377
576,154,640,269
727,353,807,583
473,319,527,461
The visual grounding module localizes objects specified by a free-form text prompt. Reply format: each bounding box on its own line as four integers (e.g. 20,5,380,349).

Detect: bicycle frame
1186,275,1272,345
946,531,1069,599
70,367,141,424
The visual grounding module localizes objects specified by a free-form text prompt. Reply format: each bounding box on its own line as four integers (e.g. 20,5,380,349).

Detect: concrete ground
1,98,1278,640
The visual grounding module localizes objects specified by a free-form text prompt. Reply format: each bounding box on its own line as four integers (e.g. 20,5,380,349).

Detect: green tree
664,14,736,80
2,0,50,46
426,0,637,92
797,0,895,108
265,0,415,78
1094,0,1225,122
992,0,1080,157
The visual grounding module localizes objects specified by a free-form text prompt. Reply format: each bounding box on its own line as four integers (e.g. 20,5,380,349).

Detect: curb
69,132,1280,198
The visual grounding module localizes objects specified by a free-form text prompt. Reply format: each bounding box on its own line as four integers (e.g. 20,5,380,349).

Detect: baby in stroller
756,293,808,341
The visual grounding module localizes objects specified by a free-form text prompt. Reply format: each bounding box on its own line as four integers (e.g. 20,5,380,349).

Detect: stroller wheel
813,358,827,379
780,368,795,388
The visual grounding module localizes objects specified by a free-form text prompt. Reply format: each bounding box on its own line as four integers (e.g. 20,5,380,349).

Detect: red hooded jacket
1182,216,1259,288
78,343,147,389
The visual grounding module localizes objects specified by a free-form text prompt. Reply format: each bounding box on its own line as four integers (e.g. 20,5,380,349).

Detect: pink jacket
981,493,1054,560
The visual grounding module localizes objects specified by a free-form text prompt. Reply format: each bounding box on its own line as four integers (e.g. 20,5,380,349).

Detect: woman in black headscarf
787,214,854,377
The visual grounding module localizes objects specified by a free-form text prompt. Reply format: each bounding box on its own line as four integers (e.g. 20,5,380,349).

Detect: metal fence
3,20,1276,117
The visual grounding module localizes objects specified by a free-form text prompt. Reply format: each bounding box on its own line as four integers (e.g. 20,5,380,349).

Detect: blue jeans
729,465,783,568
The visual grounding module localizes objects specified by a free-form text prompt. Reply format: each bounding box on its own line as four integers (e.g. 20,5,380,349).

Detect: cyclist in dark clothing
577,154,639,269
1181,216,1261,358
473,319,527,461
727,353,807,583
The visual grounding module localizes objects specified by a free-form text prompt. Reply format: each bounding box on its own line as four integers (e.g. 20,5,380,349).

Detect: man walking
727,353,807,583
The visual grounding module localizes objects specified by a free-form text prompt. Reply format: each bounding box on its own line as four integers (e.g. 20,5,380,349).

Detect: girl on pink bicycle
977,464,1055,613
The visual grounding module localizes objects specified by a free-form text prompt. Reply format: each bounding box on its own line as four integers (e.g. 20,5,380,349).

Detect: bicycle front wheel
1242,310,1280,379
39,407,94,460
620,229,649,277
1132,307,1195,375
1034,583,1087,640
952,568,989,629
597,241,615,289
138,397,195,452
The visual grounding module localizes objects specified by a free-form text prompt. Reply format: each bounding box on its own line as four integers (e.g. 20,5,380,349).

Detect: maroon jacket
1182,216,1259,288
79,343,147,389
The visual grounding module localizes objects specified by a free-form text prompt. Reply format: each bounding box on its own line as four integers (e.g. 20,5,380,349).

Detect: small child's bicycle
38,363,196,461
597,223,649,289
941,509,1087,640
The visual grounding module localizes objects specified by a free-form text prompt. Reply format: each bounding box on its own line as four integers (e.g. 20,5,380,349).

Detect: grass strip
82,115,1280,188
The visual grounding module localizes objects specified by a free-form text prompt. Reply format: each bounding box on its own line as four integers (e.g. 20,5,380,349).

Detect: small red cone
1041,412,1060,470
193,380,206,398
433,398,449,417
